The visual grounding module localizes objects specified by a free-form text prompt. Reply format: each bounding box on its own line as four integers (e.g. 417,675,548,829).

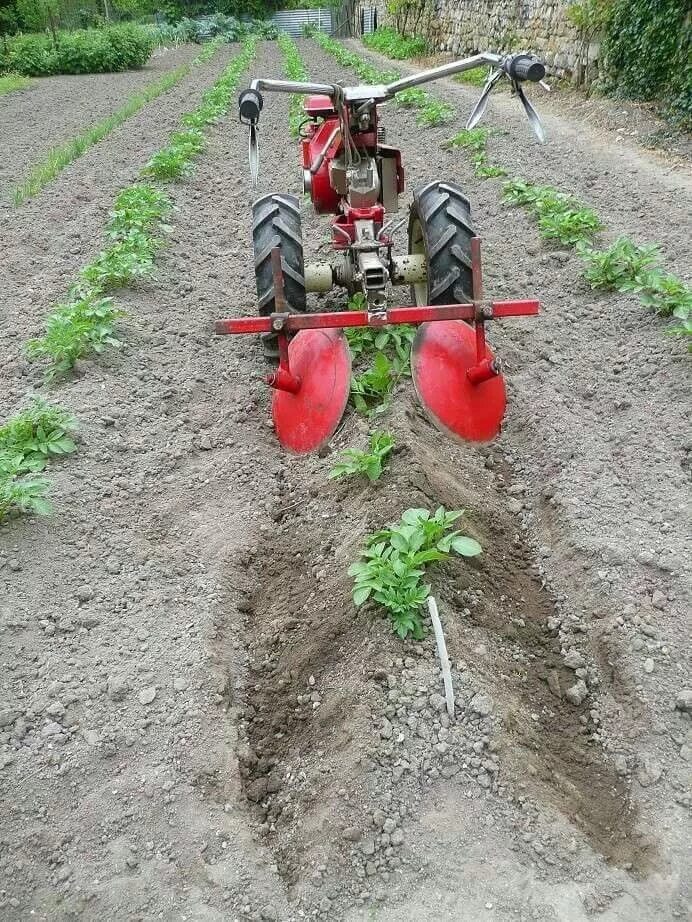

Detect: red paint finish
272,328,351,454
412,320,507,443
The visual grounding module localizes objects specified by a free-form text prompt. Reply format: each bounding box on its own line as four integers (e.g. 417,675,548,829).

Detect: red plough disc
412,320,507,442
272,328,351,454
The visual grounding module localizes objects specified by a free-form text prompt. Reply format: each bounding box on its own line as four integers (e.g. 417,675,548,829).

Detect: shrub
2,23,153,76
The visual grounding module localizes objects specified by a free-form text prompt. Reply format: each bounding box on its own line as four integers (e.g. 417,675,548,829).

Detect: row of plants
314,31,453,128
12,39,222,205
277,31,307,137
1,38,257,521
0,22,154,76
347,35,691,349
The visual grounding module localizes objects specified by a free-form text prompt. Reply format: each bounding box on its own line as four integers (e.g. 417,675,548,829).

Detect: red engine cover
302,114,341,215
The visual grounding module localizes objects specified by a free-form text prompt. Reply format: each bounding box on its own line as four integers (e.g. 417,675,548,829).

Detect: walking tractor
216,50,548,453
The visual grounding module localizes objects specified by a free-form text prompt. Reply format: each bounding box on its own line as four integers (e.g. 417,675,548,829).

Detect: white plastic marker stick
427,596,454,719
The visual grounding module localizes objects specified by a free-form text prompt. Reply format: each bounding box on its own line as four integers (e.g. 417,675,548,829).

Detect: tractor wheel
408,181,476,306
252,192,306,359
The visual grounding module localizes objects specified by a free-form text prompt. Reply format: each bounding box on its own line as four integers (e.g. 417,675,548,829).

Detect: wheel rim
409,216,428,306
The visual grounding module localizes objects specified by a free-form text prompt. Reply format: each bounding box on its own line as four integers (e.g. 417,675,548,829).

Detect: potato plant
444,127,507,178
350,507,482,639
329,432,395,482
278,32,309,138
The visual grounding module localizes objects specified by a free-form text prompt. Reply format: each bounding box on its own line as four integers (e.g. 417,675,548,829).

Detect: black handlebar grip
238,88,263,124
506,54,545,83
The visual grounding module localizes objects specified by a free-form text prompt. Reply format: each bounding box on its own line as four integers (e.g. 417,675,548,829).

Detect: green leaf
451,536,482,557
353,586,372,606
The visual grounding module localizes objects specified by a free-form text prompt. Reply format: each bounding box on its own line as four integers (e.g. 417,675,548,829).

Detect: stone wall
358,0,597,81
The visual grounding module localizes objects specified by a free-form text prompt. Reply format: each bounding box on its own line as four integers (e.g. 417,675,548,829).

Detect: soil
0,37,690,922
0,44,203,204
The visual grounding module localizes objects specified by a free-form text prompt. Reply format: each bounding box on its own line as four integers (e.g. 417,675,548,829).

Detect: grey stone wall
358,0,597,81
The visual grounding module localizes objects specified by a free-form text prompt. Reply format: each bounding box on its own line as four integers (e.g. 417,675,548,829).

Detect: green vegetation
329,432,395,483
0,399,77,522
362,26,427,60
414,97,454,127
350,353,398,416
0,73,31,94
277,31,308,138
444,127,507,179
11,49,218,205
579,236,661,290
579,237,691,341
454,67,488,88
502,178,602,246
601,0,691,129
349,506,482,639
25,39,255,379
0,23,153,76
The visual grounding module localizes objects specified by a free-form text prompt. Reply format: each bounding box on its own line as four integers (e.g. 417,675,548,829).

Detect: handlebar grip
239,88,263,124
504,54,545,83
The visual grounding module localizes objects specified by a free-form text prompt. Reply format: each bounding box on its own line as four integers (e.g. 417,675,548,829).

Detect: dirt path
0,44,202,204
0,36,690,922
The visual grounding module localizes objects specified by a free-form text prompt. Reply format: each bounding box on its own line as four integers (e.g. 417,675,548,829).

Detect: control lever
466,53,547,143
239,88,263,188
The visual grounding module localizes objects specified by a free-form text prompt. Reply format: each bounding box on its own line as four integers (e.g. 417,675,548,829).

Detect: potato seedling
25,294,123,379
349,506,482,639
0,399,76,473
0,399,77,523
444,127,507,178
502,178,602,246
416,99,455,127
579,236,662,289
329,432,395,482
350,353,396,416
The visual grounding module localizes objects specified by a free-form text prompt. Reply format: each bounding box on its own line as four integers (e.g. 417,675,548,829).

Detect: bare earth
0,38,690,922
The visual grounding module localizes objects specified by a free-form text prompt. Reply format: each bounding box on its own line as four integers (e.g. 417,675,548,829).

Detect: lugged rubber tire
408,181,476,306
252,193,306,357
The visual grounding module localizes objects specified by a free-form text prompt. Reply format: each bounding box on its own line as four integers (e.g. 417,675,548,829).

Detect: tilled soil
0,44,202,204
0,37,690,922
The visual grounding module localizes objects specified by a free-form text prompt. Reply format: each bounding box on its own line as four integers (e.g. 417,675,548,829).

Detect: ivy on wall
601,0,691,128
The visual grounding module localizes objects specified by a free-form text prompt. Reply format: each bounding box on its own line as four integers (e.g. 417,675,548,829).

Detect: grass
350,506,481,639
11,41,222,206
0,399,77,522
277,32,308,138
0,74,31,95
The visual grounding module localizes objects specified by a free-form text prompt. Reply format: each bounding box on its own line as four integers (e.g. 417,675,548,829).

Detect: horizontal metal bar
215,300,539,336
250,78,336,97
385,54,502,97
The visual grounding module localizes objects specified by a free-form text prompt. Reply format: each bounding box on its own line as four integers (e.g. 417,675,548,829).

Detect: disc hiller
216,240,538,453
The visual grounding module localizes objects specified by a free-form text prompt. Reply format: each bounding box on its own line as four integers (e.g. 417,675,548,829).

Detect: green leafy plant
416,99,454,127
0,466,51,522
634,272,692,317
349,506,482,638
329,431,395,482
578,236,662,289
107,184,173,239
444,127,507,178
78,233,158,290
350,353,396,415
362,26,428,60
502,178,602,246
537,205,602,245
0,399,76,473
394,87,427,108
25,294,123,379
454,67,489,87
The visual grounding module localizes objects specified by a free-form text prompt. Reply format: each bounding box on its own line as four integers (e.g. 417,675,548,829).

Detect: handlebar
238,52,546,127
